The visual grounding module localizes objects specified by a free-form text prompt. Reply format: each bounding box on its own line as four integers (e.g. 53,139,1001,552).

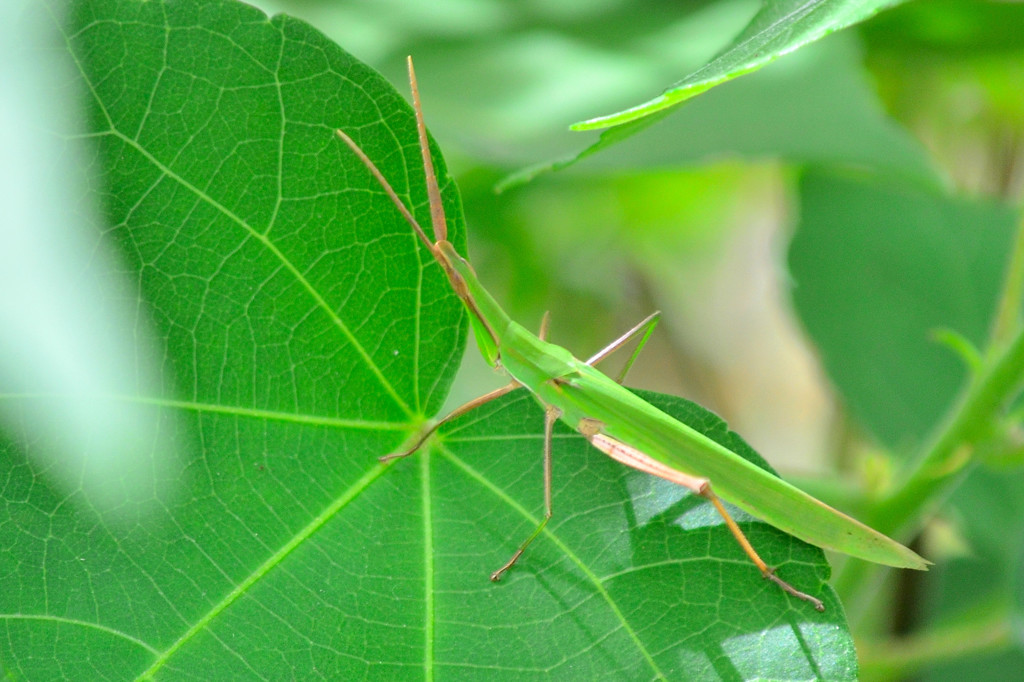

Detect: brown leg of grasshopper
578,419,825,611
380,382,521,462
584,311,661,383
703,491,825,611
381,312,555,463
490,404,560,581
488,312,658,579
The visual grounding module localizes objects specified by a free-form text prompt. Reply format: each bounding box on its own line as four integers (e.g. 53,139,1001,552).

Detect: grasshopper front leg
380,382,521,463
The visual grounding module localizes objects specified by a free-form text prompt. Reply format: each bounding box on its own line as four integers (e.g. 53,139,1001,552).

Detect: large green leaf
1,0,856,678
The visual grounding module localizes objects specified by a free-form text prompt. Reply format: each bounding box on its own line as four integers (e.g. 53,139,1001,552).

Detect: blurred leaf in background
790,170,1015,451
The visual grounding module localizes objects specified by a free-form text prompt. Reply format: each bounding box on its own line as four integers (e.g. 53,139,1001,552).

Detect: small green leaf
500,33,938,192
572,0,908,131
932,328,984,374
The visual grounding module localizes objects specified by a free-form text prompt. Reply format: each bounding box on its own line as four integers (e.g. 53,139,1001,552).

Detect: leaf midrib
135,460,392,679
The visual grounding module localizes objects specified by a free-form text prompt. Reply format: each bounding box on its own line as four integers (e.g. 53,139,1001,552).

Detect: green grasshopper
335,57,928,612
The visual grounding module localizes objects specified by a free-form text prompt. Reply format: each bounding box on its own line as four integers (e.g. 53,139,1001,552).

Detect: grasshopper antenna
335,59,502,349
333,128,436,255
407,56,448,243
334,57,448,253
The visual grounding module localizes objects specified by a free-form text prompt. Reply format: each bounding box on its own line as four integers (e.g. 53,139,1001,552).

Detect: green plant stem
835,213,1024,605
836,326,1024,603
871,211,1024,534
873,327,1024,528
